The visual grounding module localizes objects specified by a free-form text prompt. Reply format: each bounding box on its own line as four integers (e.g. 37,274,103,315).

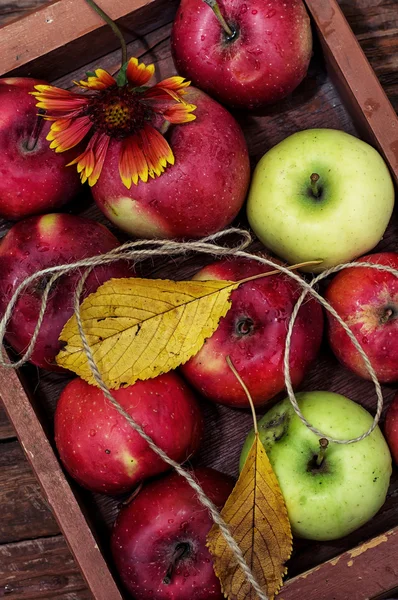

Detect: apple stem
84,0,127,65
310,173,320,198
226,356,258,435
26,109,45,152
316,438,329,467
380,307,394,324
203,0,235,39
119,482,143,507
236,259,323,288
163,542,191,585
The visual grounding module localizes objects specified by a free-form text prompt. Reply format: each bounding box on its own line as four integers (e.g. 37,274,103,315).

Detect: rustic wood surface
281,527,398,600
0,0,48,26
0,0,397,598
0,364,124,600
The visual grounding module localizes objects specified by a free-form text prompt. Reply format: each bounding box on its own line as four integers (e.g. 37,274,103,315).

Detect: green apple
240,391,392,541
246,129,394,272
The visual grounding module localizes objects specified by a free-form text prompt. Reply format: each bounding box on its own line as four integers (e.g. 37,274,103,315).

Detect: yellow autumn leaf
55,260,319,388
207,358,292,600
56,277,241,388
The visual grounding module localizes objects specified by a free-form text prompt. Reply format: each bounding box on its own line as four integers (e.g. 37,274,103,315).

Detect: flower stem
84,0,127,65
203,0,234,38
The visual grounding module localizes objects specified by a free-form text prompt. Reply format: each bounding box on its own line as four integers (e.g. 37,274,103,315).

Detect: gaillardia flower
32,58,197,188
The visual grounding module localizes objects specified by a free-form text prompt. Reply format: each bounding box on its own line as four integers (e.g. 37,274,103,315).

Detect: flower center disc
105,103,130,128
88,87,149,138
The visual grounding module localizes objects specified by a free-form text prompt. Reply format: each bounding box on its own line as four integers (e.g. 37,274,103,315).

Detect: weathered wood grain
0,405,15,441
0,0,179,79
0,365,123,599
0,0,397,598
281,528,398,600
0,441,59,544
307,0,398,184
0,536,91,599
0,0,50,27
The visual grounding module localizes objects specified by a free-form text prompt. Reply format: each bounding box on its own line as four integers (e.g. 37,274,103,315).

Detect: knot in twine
1,226,397,600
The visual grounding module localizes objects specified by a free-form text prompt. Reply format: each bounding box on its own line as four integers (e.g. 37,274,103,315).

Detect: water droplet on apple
240,4,247,14
89,429,96,437
38,245,50,252
252,9,258,14
201,35,205,41
168,519,174,524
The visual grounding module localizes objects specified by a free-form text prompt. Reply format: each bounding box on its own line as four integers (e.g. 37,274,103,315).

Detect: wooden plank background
0,0,397,598
0,0,46,26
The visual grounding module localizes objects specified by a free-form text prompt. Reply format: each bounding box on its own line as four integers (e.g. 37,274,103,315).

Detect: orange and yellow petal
119,137,148,189
48,118,72,132
76,69,116,90
74,150,95,184
88,134,110,186
126,57,155,87
144,76,191,102
32,85,89,112
140,125,174,178
67,132,110,186
163,102,197,124
47,115,92,152
157,76,191,92
118,125,174,189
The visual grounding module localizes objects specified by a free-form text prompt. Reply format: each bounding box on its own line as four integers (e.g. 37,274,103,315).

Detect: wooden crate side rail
0,1,397,598
0,0,179,80
281,527,398,600
305,0,398,186
0,361,123,600
0,0,148,74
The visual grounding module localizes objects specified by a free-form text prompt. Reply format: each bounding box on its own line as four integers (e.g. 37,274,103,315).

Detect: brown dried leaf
207,433,292,600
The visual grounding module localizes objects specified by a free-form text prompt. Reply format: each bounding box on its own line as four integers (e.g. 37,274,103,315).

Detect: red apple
0,78,82,220
180,257,324,407
171,0,312,110
325,252,398,382
92,87,250,239
54,373,204,495
111,467,234,600
0,213,132,370
385,393,398,465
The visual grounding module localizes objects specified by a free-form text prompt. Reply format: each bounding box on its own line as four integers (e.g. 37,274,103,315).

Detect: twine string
281,262,396,444
0,228,252,369
1,226,397,600
73,264,269,600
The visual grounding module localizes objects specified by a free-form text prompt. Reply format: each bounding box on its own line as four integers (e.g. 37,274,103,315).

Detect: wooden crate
0,0,397,598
